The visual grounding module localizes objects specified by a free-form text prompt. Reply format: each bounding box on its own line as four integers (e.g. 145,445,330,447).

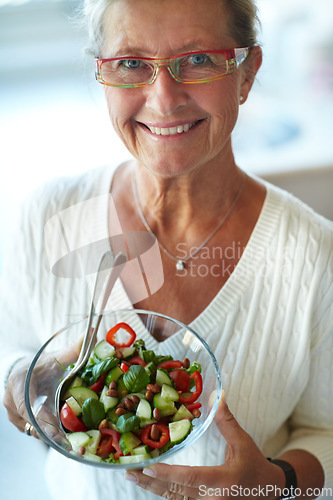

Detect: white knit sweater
0,165,332,500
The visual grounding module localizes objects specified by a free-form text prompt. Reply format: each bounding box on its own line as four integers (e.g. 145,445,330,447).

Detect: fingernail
125,473,138,483
143,467,156,477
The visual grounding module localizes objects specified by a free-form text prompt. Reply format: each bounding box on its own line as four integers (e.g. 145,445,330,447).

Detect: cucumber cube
106,366,123,385
156,369,173,387
67,432,90,452
136,399,152,420
159,406,177,417
65,396,82,416
94,340,116,360
161,384,179,402
119,454,151,464
119,346,136,359
144,362,156,376
132,445,149,455
171,404,194,422
83,451,103,462
85,430,101,454
119,432,141,455
169,419,191,444
67,387,98,406
100,386,118,411
153,393,176,412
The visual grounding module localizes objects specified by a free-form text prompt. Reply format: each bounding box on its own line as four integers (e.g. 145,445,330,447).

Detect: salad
59,322,203,464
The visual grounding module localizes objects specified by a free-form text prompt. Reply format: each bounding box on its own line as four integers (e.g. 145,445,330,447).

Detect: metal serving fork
54,250,127,428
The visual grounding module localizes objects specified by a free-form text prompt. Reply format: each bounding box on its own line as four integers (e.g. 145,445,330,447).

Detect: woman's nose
145,66,188,116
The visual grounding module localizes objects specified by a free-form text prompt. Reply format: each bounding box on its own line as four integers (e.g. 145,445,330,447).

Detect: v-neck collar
98,166,284,343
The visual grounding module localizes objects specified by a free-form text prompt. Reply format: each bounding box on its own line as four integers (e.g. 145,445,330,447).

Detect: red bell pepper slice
156,360,183,370
127,356,147,367
88,372,107,393
141,423,170,449
60,403,87,433
178,371,203,405
185,402,202,413
106,322,136,348
120,362,130,373
97,428,123,460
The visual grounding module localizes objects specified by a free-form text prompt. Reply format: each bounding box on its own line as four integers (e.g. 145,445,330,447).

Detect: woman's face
102,0,260,177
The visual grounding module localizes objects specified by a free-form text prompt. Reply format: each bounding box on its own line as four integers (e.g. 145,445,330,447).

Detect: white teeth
147,122,196,136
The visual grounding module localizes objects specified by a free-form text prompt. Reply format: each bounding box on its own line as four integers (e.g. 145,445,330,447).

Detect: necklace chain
132,171,246,271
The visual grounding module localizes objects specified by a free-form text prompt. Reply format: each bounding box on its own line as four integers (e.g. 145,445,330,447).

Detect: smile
144,121,200,136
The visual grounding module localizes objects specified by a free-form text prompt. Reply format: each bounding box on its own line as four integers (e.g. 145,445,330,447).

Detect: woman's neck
132,156,244,245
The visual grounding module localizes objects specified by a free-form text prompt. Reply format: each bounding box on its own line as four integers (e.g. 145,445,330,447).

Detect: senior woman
1,0,333,499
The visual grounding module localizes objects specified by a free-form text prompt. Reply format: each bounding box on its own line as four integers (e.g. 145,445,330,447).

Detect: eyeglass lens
100,52,235,86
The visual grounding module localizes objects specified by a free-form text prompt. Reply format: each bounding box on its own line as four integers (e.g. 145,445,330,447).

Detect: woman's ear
239,45,262,104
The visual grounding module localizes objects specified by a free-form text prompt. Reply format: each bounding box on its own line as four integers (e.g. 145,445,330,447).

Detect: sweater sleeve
279,225,333,489
0,193,41,400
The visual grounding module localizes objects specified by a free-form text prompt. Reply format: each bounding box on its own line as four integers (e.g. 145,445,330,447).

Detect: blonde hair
226,0,260,48
82,0,260,57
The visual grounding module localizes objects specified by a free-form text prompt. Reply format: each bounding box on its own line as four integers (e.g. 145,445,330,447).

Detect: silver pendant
176,260,185,271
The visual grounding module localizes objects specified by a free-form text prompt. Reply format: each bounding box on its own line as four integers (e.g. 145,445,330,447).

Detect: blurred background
0,0,333,498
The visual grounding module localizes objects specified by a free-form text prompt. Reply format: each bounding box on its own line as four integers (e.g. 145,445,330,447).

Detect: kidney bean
145,390,154,403
192,409,201,418
115,407,127,417
98,419,109,430
78,446,86,456
182,358,190,369
146,383,161,394
129,394,141,405
109,381,117,391
150,424,160,441
107,389,119,398
123,397,134,411
153,408,161,421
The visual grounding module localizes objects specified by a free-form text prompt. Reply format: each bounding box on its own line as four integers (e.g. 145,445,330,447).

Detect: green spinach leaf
81,398,105,428
123,365,150,392
116,413,140,433
81,357,119,385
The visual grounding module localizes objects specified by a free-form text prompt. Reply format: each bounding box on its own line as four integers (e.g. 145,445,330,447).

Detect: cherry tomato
88,372,107,393
169,369,191,392
60,403,86,432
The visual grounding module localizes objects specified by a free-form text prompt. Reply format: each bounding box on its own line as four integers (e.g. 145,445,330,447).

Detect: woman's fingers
126,463,223,499
214,391,249,454
126,469,199,499
3,359,39,438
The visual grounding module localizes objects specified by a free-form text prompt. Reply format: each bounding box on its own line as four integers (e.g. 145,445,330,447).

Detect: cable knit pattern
0,165,332,500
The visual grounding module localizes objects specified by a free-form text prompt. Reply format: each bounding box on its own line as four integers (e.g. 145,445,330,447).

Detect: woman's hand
3,342,82,440
125,394,285,499
3,358,40,437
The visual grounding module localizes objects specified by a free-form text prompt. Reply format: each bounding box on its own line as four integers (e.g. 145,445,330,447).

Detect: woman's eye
190,54,209,65
120,59,142,69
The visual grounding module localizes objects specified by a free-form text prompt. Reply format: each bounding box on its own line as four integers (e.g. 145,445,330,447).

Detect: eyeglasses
95,47,249,88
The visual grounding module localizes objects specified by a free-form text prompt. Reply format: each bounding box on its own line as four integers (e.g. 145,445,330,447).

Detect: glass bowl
25,309,222,470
